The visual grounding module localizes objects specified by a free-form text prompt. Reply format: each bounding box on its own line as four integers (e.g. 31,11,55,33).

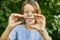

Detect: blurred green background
0,0,60,40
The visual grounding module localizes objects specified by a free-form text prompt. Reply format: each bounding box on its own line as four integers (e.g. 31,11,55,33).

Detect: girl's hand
30,14,52,40
29,14,46,31
7,13,24,30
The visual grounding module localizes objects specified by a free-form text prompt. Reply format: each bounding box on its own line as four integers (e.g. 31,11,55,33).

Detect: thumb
15,21,23,25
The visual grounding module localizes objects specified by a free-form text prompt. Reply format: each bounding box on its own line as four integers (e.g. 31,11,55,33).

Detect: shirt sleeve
9,27,17,40
38,31,44,40
39,35,44,40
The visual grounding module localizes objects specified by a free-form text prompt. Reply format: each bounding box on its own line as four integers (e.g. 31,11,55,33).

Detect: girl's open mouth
26,18,35,22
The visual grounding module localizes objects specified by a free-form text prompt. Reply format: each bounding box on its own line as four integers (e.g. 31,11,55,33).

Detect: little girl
8,0,52,40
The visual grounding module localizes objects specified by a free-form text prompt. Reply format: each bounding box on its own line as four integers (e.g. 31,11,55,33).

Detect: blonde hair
21,0,41,24
21,0,41,14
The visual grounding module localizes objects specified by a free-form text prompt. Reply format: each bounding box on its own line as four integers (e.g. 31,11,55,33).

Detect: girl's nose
27,12,33,17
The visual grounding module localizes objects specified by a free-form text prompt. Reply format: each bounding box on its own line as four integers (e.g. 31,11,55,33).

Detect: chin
26,21,35,25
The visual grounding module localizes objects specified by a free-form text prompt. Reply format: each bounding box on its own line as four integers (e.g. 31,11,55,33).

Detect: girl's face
23,4,37,25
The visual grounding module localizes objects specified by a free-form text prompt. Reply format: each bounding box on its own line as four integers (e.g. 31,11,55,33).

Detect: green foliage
0,0,60,40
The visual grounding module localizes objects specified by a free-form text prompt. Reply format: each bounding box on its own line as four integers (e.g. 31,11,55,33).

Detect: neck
25,23,35,30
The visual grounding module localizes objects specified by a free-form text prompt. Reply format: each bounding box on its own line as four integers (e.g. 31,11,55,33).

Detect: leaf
12,0,22,3
0,17,6,22
0,10,4,16
5,12,11,17
4,5,11,13
1,22,8,28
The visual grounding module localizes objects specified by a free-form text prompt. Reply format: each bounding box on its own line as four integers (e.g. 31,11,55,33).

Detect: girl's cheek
23,14,27,18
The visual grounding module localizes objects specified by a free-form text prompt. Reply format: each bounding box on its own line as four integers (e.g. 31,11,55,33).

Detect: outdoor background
0,0,60,40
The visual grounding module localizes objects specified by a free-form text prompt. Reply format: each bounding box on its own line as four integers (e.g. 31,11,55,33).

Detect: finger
35,14,45,24
34,14,44,21
35,14,45,21
29,24,39,29
34,14,45,19
10,14,24,21
12,14,24,18
34,14,41,17
35,16,40,23
15,21,23,26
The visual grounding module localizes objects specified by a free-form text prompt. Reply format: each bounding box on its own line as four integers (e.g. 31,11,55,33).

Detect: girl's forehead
24,4,34,11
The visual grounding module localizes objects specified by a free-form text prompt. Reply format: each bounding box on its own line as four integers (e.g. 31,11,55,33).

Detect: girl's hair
21,0,41,24
21,0,41,14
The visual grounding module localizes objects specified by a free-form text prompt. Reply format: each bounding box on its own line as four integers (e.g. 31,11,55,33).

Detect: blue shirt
9,24,44,40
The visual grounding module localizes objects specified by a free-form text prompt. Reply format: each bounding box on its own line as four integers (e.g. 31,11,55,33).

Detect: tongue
27,18,32,22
